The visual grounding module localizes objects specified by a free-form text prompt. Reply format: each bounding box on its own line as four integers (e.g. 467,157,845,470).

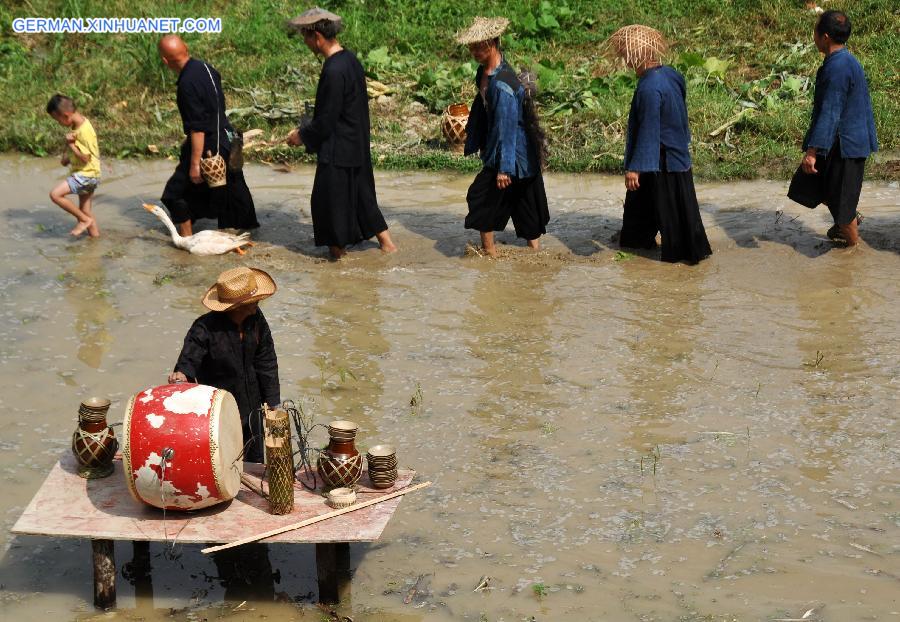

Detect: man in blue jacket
457,16,550,257
790,10,878,246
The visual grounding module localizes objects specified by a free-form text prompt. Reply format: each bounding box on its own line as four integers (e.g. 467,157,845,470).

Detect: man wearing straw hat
168,267,280,463
158,35,259,236
456,16,550,257
606,25,711,263
285,7,398,259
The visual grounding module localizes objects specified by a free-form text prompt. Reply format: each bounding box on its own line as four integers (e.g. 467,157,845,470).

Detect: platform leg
316,542,351,604
92,539,116,609
131,541,153,603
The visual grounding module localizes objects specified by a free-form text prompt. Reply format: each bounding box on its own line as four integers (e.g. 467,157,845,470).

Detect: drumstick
201,481,431,554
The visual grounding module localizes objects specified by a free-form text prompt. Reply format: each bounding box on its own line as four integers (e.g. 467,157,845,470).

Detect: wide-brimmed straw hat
202,267,277,312
287,6,342,34
604,24,667,69
455,16,510,45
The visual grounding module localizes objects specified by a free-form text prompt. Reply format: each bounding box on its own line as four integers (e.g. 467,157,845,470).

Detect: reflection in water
464,261,563,431
795,260,864,482
618,261,706,452
300,266,388,435
63,244,118,369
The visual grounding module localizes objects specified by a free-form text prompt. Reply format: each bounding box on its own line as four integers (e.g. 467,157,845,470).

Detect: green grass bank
2,0,898,180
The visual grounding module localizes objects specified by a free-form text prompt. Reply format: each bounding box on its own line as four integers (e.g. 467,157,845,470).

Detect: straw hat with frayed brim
202,267,277,312
603,25,668,69
455,16,510,45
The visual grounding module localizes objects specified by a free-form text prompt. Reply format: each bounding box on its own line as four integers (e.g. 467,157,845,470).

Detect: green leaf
366,46,391,67
677,52,705,69
703,57,730,78
519,12,538,35
537,13,560,32
781,75,803,93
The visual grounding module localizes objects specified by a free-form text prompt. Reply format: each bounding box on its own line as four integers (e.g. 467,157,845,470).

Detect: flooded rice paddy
0,155,898,621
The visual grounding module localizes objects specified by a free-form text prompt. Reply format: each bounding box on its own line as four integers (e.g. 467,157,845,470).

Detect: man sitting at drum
168,267,280,463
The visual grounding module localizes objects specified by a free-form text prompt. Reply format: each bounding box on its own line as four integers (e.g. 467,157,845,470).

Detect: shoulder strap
202,63,220,155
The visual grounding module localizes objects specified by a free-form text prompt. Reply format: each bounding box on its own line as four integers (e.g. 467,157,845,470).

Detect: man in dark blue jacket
457,16,549,257
610,25,711,263
790,10,878,246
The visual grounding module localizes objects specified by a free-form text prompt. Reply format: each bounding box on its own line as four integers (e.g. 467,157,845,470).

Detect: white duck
142,203,253,255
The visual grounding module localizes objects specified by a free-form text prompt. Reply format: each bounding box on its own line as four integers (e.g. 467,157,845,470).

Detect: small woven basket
441,103,469,154
200,153,227,188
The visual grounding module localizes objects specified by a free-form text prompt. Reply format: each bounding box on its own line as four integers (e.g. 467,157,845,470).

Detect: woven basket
441,103,469,154
200,153,227,188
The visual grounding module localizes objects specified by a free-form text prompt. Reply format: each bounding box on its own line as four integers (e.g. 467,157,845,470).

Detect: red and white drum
122,383,243,511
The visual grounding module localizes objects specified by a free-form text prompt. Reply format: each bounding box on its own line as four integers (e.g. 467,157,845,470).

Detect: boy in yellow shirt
46,94,102,237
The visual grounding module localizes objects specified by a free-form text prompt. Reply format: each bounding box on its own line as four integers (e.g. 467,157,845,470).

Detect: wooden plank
202,481,432,553
12,454,415,544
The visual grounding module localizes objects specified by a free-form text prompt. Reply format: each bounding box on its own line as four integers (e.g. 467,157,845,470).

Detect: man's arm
624,88,662,190
189,131,204,184
299,66,343,153
493,83,519,189
803,66,850,172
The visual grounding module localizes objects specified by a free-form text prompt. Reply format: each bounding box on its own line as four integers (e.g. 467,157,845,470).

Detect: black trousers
464,167,550,240
311,162,388,247
787,139,866,226
620,163,711,264
161,142,259,229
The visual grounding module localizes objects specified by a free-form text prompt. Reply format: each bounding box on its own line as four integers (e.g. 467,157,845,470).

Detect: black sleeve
179,79,214,135
174,319,209,380
254,314,281,408
300,63,344,152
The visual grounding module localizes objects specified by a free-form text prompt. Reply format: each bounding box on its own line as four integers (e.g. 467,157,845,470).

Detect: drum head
212,390,243,500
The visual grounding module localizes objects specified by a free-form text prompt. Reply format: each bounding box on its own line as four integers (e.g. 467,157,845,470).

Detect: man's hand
168,371,188,384
625,171,640,191
496,172,511,190
65,132,76,144
286,128,303,147
801,148,818,175
189,162,203,185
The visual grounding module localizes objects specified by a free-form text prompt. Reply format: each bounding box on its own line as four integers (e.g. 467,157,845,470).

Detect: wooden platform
12,453,416,608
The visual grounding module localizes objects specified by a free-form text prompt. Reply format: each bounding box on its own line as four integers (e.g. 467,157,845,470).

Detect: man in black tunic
158,35,259,236
286,8,397,259
168,267,280,463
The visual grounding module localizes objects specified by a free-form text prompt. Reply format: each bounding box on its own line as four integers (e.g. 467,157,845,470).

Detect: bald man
158,35,259,235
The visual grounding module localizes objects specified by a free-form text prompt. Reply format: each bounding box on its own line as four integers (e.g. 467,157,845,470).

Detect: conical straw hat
455,16,510,45
604,25,667,69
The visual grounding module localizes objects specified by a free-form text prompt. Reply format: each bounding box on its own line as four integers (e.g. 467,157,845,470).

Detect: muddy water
0,154,898,621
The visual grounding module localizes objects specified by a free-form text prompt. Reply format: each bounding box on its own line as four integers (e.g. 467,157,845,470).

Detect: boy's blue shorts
66,173,100,195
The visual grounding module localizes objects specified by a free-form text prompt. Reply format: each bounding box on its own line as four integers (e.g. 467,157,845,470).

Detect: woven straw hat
455,16,510,45
202,267,277,312
287,7,342,33
604,25,667,69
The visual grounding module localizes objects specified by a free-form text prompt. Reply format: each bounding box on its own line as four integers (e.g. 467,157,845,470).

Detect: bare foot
87,221,100,238
70,218,93,237
527,238,541,250
482,245,498,258
375,230,397,254
329,245,347,259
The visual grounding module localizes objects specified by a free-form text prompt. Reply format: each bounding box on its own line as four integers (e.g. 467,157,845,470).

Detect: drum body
122,383,243,511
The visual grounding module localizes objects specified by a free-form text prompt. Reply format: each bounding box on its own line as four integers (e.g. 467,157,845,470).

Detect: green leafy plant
532,582,549,599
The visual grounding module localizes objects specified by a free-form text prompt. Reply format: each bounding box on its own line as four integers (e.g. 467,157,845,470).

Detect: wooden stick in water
201,481,432,554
